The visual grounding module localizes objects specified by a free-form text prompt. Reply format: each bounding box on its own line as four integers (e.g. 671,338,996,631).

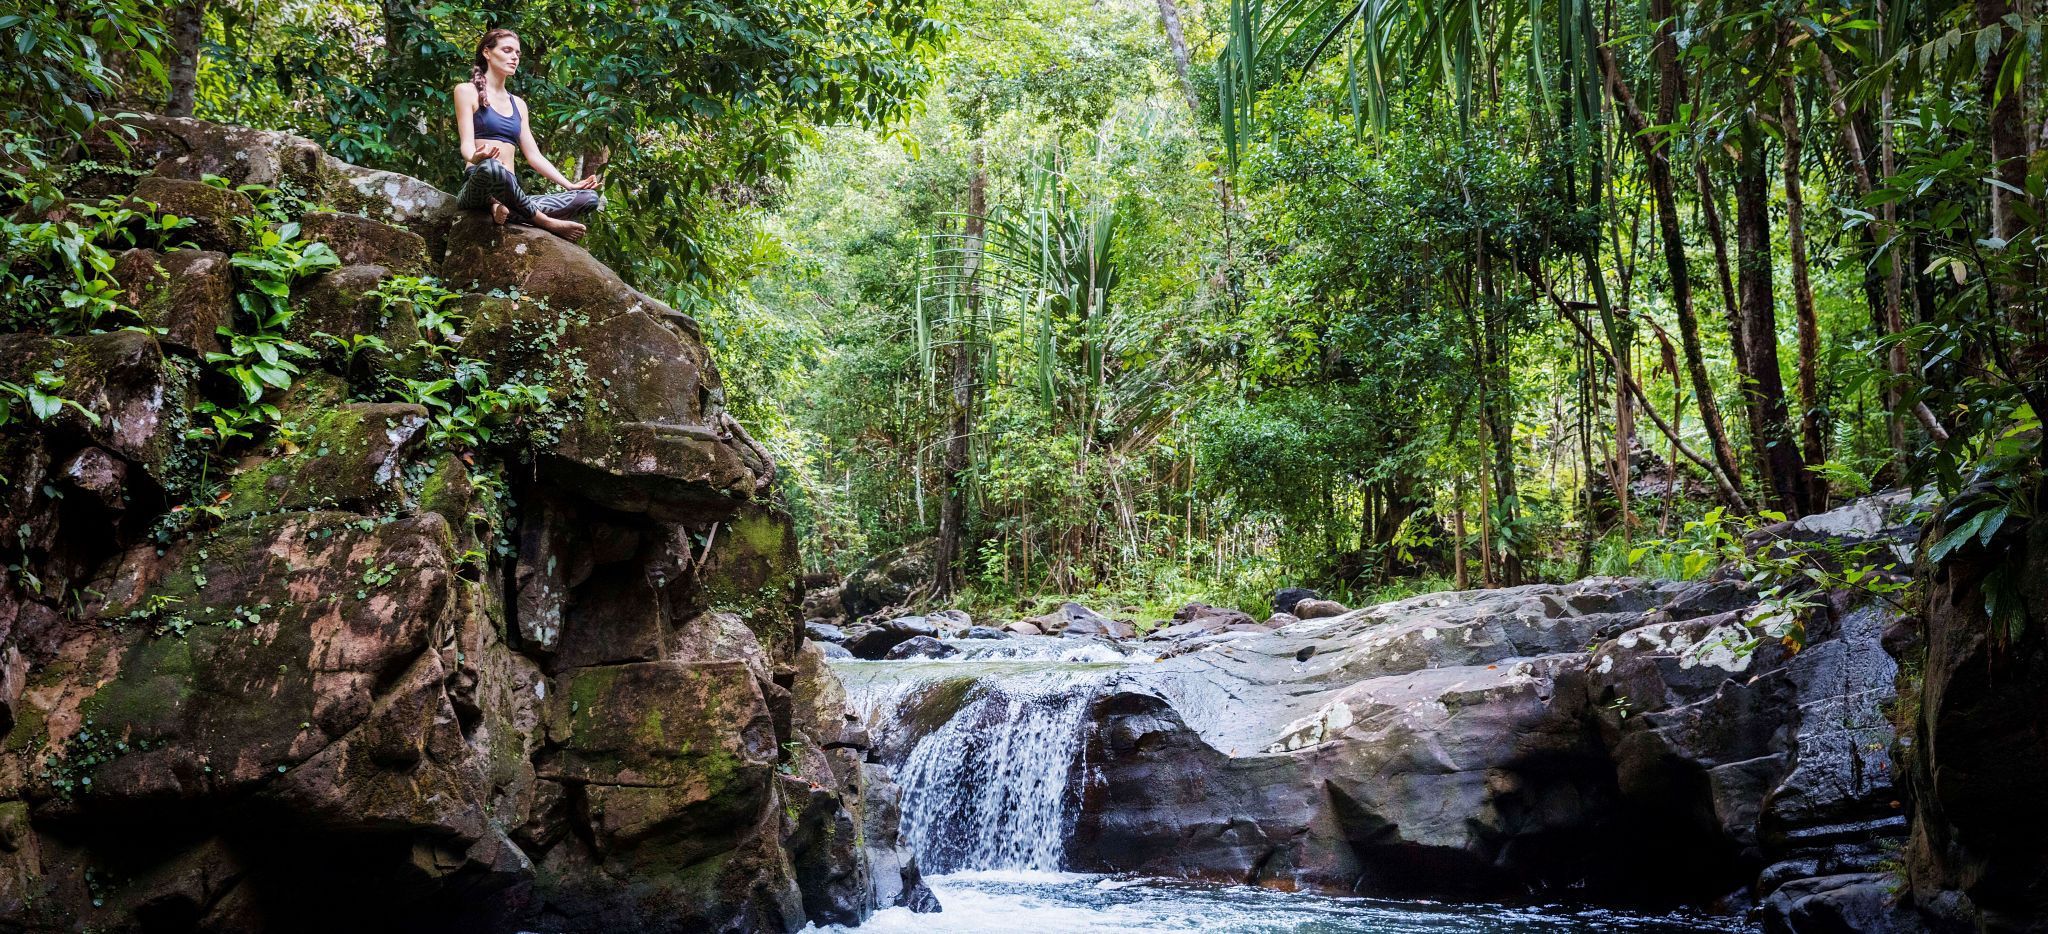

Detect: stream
814,635,1757,933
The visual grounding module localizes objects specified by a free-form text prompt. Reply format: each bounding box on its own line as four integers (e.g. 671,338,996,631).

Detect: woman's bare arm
516,96,597,189
453,84,499,164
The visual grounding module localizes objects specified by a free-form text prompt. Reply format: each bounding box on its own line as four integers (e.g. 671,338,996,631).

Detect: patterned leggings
455,160,602,224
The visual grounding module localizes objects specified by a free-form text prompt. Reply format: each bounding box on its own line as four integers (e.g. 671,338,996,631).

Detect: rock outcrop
1904,499,2048,933
1070,495,1925,920
0,115,921,932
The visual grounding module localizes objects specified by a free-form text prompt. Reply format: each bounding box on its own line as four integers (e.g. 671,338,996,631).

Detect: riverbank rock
841,545,932,619
1033,602,1130,639
840,616,940,660
884,637,959,660
1071,495,1929,916
806,621,848,643
1292,598,1348,619
927,609,973,636
1271,587,1320,616
1903,496,2048,932
0,114,921,932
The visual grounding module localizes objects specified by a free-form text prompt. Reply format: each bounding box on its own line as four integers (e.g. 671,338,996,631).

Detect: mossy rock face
539,310,760,513
65,511,459,799
541,661,776,856
695,504,800,657
321,157,456,232
298,211,429,274
2,114,910,933
441,216,687,327
111,248,232,356
840,543,933,619
81,114,330,192
130,177,255,253
292,264,451,382
0,330,195,492
220,402,428,519
414,453,479,554
0,800,40,920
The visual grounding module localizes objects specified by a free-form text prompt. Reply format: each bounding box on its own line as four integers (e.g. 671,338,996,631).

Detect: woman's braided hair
471,28,519,102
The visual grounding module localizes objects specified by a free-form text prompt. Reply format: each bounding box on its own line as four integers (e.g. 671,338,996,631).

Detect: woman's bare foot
492,203,509,225
533,212,587,243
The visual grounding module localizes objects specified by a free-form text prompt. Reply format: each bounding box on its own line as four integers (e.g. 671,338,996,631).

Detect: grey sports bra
474,94,521,144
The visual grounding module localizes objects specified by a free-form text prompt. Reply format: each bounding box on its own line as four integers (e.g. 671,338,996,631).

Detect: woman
453,28,600,242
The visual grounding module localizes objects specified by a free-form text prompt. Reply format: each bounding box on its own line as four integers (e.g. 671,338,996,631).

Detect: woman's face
484,36,521,77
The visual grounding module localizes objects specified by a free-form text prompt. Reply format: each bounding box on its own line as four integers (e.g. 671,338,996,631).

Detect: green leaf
1928,510,1991,564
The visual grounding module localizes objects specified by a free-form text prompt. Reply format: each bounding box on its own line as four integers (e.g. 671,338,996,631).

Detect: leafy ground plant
1635,507,1913,657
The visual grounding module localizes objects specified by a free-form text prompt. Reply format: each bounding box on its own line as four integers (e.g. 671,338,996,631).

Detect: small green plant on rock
1634,507,1913,657
0,366,99,429
39,719,161,799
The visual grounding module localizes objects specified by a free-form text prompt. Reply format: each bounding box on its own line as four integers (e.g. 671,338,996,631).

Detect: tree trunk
1778,64,1828,513
166,1,204,117
1734,118,1807,514
1475,231,1523,585
1453,485,1469,590
1979,0,2026,252
1600,9,1745,497
932,147,986,598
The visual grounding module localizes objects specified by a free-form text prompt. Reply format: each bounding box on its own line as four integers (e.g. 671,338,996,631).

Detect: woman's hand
467,142,502,165
571,174,601,190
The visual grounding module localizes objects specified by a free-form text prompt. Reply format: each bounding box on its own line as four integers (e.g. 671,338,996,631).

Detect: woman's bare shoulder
453,82,478,102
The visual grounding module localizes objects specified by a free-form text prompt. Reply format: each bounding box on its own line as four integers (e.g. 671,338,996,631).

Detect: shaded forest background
3,0,2043,617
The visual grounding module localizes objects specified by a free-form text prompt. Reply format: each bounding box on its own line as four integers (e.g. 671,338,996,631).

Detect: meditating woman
453,28,600,242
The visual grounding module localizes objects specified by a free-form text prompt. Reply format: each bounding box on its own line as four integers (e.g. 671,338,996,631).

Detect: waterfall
896,669,1106,872
834,637,1140,874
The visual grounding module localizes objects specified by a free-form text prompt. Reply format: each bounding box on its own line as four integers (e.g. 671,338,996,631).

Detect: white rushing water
894,666,1110,872
836,635,1135,874
808,871,1756,933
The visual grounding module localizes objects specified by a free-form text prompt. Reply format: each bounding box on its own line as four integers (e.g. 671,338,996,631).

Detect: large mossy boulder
111,248,233,356
0,330,196,494
0,114,916,933
840,542,932,619
130,176,255,252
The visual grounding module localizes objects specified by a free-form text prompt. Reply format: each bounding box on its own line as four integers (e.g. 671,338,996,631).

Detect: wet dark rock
818,642,854,660
842,616,938,660
1271,587,1320,616
1034,602,1130,639
963,626,1009,640
1904,502,2048,931
884,636,958,660
1762,873,1919,934
806,621,848,643
896,879,942,912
